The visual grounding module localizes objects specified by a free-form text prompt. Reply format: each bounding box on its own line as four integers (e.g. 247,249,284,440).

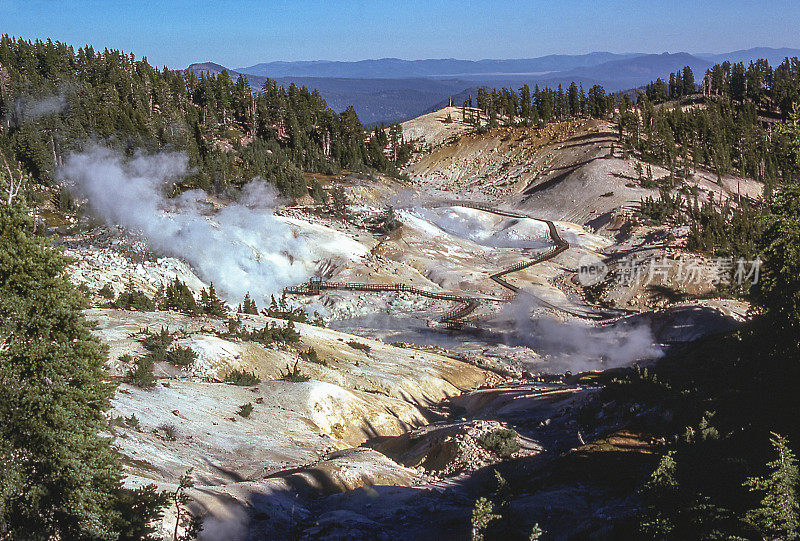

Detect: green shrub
370,206,402,234
113,280,155,311
300,346,325,365
200,282,226,317
165,345,197,367
264,294,310,323
98,283,115,299
159,277,198,314
237,292,258,315
478,429,520,458
347,341,371,352
281,361,310,382
224,369,260,386
124,414,141,430
245,319,300,345
124,356,156,388
223,316,243,338
158,424,178,441
237,403,254,418
141,327,174,353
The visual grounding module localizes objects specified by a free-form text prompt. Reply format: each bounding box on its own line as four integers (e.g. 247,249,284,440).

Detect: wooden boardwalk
284,202,571,327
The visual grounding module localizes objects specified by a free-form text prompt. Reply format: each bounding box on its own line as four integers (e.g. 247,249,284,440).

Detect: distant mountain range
234,52,641,79
188,47,800,125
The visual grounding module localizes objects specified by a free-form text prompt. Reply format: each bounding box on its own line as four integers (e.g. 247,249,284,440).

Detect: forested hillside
604,59,800,539
452,58,800,539
0,36,404,198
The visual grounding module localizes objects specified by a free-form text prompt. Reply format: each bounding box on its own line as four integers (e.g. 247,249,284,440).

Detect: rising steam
498,292,663,373
59,146,313,305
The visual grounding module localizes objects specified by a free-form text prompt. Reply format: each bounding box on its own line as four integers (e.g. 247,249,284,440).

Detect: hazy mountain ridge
235,52,641,79
188,47,800,125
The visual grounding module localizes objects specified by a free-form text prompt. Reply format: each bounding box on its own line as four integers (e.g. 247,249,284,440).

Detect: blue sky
2,0,798,69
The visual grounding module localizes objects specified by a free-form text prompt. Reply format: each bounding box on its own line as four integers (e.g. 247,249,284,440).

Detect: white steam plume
499,292,663,373
59,145,312,305
5,93,69,126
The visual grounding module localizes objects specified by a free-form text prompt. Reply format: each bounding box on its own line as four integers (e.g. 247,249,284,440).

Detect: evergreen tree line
643,65,696,102
0,35,404,199
601,89,800,538
621,59,800,189
465,81,614,128
642,57,800,116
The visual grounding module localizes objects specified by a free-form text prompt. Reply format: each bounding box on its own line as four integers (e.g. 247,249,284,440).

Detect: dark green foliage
113,484,170,541
0,36,397,196
370,205,402,234
605,322,800,539
744,433,800,538
141,326,174,354
346,340,371,352
55,188,76,211
237,292,258,315
0,201,165,537
685,197,763,259
471,497,500,541
263,293,310,323
309,178,328,204
170,469,203,540
200,282,226,317
281,361,310,382
124,355,156,388
635,448,753,539
237,403,254,418
753,181,800,348
158,424,178,442
300,347,325,365
160,277,199,315
636,185,685,223
113,280,156,311
472,80,612,128
98,282,115,299
124,414,141,430
225,316,242,336
245,319,300,345
628,58,800,185
328,184,350,218
224,369,260,386
478,429,520,458
165,345,197,367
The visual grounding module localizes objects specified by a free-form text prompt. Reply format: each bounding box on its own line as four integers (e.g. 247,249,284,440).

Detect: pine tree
329,185,350,219
238,292,258,315
200,282,226,317
471,497,500,541
0,200,164,537
161,277,199,315
745,433,800,539
638,451,681,538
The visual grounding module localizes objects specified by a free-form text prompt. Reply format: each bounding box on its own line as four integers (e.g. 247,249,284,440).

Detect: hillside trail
285,202,623,326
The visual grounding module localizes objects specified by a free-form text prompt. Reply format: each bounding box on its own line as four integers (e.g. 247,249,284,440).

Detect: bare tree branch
0,148,22,204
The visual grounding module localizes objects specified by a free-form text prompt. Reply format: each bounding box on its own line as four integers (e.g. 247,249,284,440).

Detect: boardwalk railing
285,202,570,326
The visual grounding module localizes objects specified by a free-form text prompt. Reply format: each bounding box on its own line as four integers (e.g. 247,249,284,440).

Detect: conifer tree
0,199,165,538
745,433,800,539
200,282,226,317
238,292,259,315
